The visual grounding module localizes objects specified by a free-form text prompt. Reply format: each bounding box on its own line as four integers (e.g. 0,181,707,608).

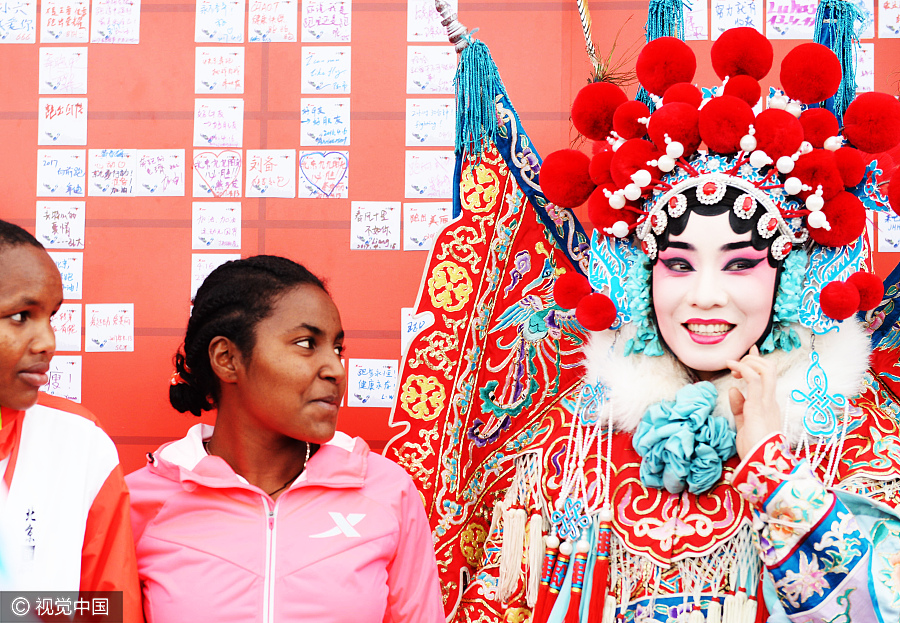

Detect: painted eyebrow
664,240,755,252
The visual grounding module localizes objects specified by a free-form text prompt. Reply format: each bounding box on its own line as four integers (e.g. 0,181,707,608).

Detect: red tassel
533,536,560,623
587,514,613,623
535,540,572,623
565,542,590,623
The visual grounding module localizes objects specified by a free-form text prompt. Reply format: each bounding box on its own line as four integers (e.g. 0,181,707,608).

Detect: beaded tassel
533,534,560,623
587,509,613,623
564,537,591,623
813,0,863,122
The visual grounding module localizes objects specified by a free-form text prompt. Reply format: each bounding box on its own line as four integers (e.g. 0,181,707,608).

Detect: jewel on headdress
805,187,825,211
733,194,757,220
641,233,658,260
739,132,757,153
783,177,805,195
757,214,780,239
776,156,795,174
649,208,668,234
771,235,793,260
696,179,726,205
667,193,687,218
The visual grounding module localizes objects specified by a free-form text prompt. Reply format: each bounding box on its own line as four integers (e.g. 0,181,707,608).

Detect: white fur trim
581,321,870,445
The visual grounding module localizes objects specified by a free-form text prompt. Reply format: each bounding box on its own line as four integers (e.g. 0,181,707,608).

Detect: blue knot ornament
633,382,737,494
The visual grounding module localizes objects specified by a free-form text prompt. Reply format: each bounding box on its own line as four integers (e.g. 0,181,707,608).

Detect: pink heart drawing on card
193,150,242,198
299,151,348,197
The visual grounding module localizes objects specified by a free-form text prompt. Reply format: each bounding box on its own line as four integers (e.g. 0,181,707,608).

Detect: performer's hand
726,345,783,460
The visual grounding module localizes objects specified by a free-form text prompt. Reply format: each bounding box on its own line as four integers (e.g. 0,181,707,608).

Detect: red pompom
540,149,595,208
819,281,860,320
780,43,841,104
647,102,702,155
891,173,900,217
833,147,866,187
753,109,804,160
723,75,761,106
799,108,840,149
554,271,593,310
710,27,773,80
576,293,618,331
636,37,697,97
609,139,658,189
613,101,651,140
571,82,629,141
589,150,614,185
808,191,866,246
588,184,639,233
663,82,703,108
792,150,844,200
698,95,755,154
846,271,884,311
842,92,900,153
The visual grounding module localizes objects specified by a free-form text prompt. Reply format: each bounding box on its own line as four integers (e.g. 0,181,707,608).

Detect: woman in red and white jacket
126,255,443,623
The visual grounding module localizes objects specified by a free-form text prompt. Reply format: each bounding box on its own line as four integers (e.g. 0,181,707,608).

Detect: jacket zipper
261,497,279,623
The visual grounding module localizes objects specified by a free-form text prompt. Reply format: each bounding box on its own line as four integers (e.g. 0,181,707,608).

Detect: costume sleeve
80,464,144,623
731,433,897,622
383,476,445,623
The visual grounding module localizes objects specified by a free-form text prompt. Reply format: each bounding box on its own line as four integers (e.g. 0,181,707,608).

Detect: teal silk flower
633,381,737,494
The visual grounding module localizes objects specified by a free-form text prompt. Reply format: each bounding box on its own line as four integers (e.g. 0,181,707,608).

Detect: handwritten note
246,150,296,197
879,0,900,36
36,201,85,249
403,201,452,251
39,47,87,93
301,98,349,146
298,150,348,198
856,43,874,93
196,47,244,94
193,202,241,249
765,0,816,38
37,149,85,197
351,201,400,250
90,0,140,44
851,0,875,38
41,0,88,41
684,0,709,39
711,0,762,39
193,149,243,198
347,359,398,407
196,0,244,43
405,150,453,198
85,304,134,352
38,98,87,145
407,46,456,94
194,98,244,147
191,254,240,299
878,212,900,251
302,46,350,94
248,0,297,42
51,303,82,351
88,148,135,196
401,308,434,354
301,0,350,42
406,99,454,146
48,251,83,299
42,356,82,402
0,0,36,42
407,0,453,41
136,149,185,196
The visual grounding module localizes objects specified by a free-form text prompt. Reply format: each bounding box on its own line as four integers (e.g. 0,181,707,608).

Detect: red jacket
0,393,142,622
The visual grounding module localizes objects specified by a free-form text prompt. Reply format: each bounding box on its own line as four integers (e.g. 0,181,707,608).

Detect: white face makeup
651,211,778,380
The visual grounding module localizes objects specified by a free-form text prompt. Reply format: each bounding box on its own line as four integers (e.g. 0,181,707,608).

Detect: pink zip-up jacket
127,424,444,623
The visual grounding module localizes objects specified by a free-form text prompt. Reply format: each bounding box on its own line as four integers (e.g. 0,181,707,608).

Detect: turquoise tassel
454,38,509,159
637,0,686,112
814,0,864,122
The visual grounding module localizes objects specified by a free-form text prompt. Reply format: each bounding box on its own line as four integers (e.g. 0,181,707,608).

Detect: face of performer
651,211,777,380
0,244,62,410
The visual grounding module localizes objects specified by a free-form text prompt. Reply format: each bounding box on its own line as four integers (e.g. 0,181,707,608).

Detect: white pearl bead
739,134,758,152
749,150,772,169
598,506,614,522
666,141,684,158
786,101,803,118
623,183,642,201
657,155,676,172
776,156,795,174
806,193,825,211
769,95,787,109
824,135,843,151
576,539,591,553
800,141,813,155
631,169,652,187
558,540,574,556
609,193,626,209
784,177,803,195
612,138,625,152
611,220,630,238
808,210,828,228
546,534,560,549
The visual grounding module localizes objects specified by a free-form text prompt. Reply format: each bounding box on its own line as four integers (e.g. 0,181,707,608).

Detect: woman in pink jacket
126,255,444,623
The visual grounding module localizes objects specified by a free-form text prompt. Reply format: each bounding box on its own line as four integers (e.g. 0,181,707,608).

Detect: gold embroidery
460,522,488,568
407,316,466,372
428,261,474,312
400,375,446,421
395,421,439,490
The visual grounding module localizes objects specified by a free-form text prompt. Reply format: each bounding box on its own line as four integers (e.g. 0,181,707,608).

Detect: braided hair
170,255,327,416
0,219,44,252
